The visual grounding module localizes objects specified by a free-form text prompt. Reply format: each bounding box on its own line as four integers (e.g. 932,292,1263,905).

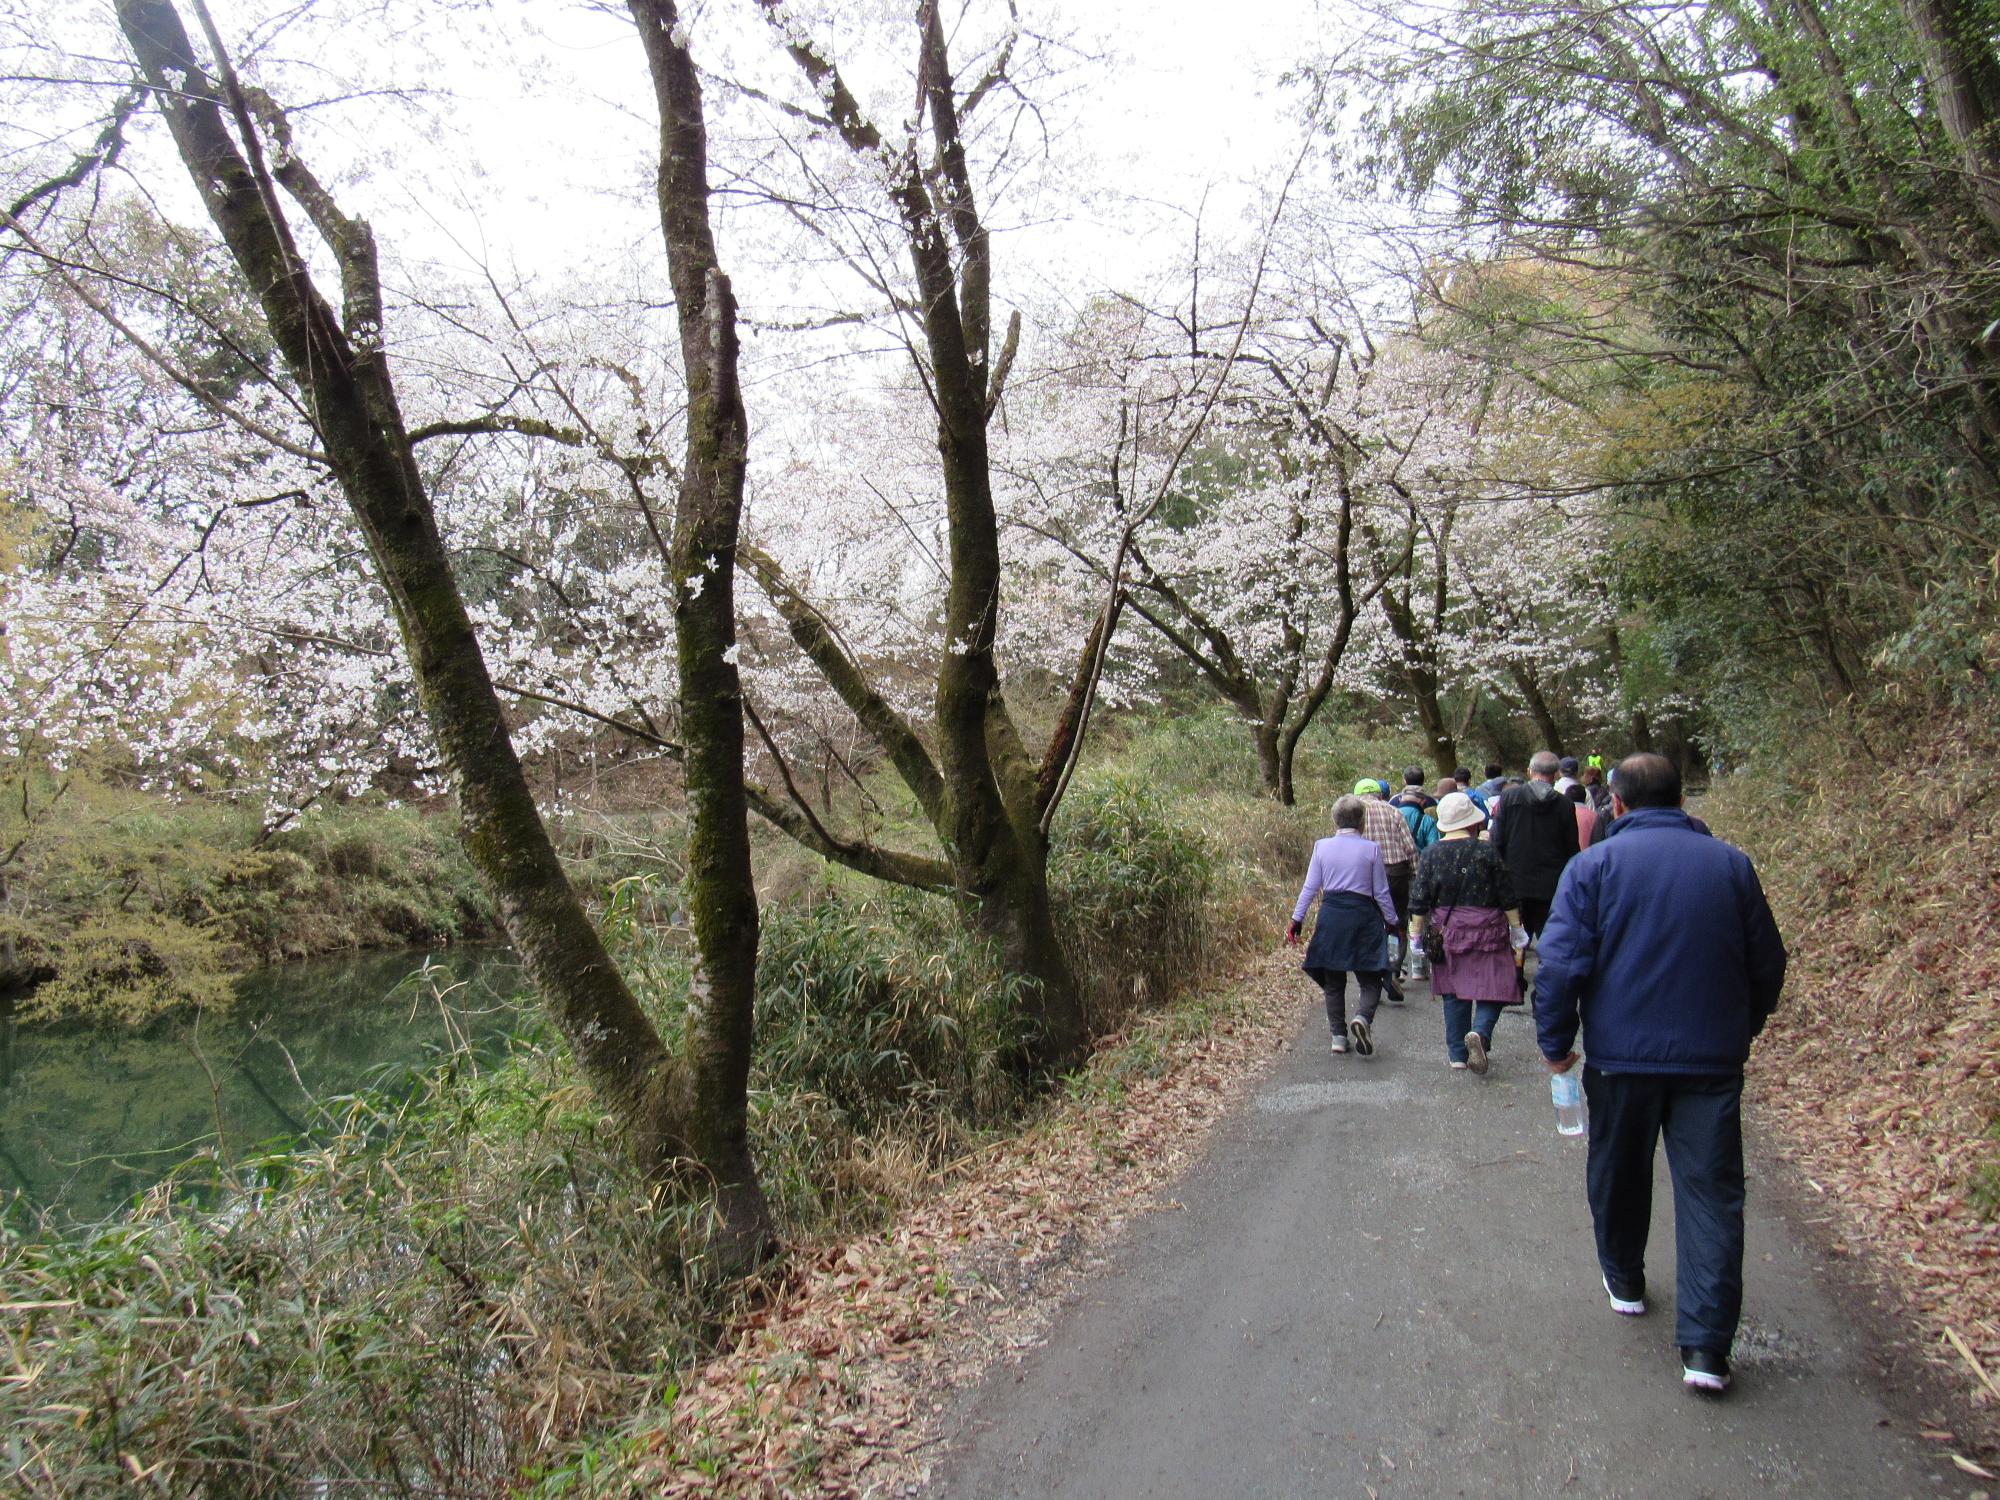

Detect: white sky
1070,0,1327,206
8,0,1354,389
353,0,1335,309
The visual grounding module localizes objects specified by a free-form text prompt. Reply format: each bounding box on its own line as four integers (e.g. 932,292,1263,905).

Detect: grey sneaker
1330,1035,1348,1054
1348,1016,1374,1057
1464,1032,1489,1075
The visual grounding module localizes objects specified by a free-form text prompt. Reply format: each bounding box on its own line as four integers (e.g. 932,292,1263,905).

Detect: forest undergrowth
1707,714,2000,1446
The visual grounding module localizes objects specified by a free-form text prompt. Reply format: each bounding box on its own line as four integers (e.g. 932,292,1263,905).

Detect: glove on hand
1509,925,1530,952
1285,919,1302,947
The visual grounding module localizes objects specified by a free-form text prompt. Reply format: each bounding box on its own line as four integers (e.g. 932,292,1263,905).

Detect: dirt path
922,973,1972,1499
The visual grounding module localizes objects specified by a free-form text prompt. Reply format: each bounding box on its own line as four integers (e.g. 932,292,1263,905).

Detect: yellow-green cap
1352,778,1381,796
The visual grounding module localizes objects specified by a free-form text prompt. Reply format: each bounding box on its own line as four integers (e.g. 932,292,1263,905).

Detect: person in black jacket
1534,753,1788,1397
1490,750,1580,939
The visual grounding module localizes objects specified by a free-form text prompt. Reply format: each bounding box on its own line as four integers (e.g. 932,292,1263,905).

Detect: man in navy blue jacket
1534,753,1787,1396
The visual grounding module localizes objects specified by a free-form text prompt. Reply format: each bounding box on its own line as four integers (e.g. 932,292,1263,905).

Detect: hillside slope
1708,722,2000,1445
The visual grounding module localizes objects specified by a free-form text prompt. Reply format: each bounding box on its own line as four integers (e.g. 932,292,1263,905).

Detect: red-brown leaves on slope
1714,724,2000,1451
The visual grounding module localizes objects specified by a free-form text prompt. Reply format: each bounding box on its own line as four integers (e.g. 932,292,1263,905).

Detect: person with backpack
1556,756,1582,795
1580,763,1614,819
1391,768,1441,851
1391,766,1436,811
1454,766,1488,814
1475,762,1508,804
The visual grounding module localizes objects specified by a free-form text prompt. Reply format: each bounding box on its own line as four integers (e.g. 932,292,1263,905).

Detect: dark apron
1303,891,1388,981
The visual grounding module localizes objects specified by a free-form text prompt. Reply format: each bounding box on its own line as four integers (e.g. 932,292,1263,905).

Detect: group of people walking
1285,749,1788,1399
1284,749,1596,1067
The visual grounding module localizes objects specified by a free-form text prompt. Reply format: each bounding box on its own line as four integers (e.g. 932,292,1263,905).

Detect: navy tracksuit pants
1582,1067,1746,1355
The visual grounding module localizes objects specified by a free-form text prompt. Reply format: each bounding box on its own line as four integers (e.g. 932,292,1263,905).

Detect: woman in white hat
1409,791,1529,1073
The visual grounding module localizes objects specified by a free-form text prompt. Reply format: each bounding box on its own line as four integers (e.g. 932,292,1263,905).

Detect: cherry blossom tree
698,0,1142,1066
3,0,781,1266
1350,306,1637,770
994,214,1440,805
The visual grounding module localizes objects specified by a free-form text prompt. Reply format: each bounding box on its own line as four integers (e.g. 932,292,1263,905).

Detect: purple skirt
1430,905,1520,1004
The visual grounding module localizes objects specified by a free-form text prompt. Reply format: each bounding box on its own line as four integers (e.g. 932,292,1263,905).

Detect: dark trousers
1582,1067,1746,1354
1386,862,1412,925
1318,972,1382,1033
1517,895,1552,938
1385,864,1412,990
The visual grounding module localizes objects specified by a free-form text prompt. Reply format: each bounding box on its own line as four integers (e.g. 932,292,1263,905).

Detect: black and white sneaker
1680,1347,1731,1394
1602,1273,1646,1316
1348,1016,1374,1057
1464,1032,1489,1075
1330,1034,1348,1055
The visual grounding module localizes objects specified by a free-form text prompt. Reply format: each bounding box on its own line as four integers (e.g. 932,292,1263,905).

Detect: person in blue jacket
1453,766,1488,814
1533,753,1787,1397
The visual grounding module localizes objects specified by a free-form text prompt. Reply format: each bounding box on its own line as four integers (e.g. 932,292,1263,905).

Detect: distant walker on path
1409,792,1527,1075
1492,750,1581,940
1533,753,1788,1397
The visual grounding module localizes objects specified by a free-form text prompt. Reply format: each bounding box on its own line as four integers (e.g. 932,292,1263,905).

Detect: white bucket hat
1435,791,1486,834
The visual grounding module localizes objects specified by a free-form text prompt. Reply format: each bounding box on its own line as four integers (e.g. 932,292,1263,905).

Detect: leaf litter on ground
1713,723,2000,1456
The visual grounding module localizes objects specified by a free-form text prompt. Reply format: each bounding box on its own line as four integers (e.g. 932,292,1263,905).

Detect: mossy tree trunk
116,0,773,1269
1506,661,1568,758
629,0,775,1269
737,0,1110,1065
1602,623,1655,755
1377,524,1460,780
1900,0,2000,241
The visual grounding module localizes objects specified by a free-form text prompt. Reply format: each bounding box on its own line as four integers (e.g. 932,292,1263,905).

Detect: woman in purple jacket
1409,792,1527,1074
1286,795,1398,1057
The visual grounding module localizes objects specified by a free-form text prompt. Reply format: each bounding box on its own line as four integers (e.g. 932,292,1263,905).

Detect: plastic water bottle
1551,1071,1586,1135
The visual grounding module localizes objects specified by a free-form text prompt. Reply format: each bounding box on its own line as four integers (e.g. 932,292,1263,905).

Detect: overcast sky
369,0,1334,307
5,0,1348,371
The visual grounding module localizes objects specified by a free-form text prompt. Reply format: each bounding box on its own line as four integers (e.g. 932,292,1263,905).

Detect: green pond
0,946,530,1224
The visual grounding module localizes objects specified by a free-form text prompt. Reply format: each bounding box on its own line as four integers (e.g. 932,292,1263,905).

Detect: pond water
0,946,531,1224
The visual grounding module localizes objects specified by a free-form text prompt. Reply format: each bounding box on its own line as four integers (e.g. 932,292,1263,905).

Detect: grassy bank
1705,716,2000,1438
2,702,1418,1026
1,765,498,1022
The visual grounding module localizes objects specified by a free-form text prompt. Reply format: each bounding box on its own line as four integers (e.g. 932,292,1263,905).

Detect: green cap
1352,778,1382,796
